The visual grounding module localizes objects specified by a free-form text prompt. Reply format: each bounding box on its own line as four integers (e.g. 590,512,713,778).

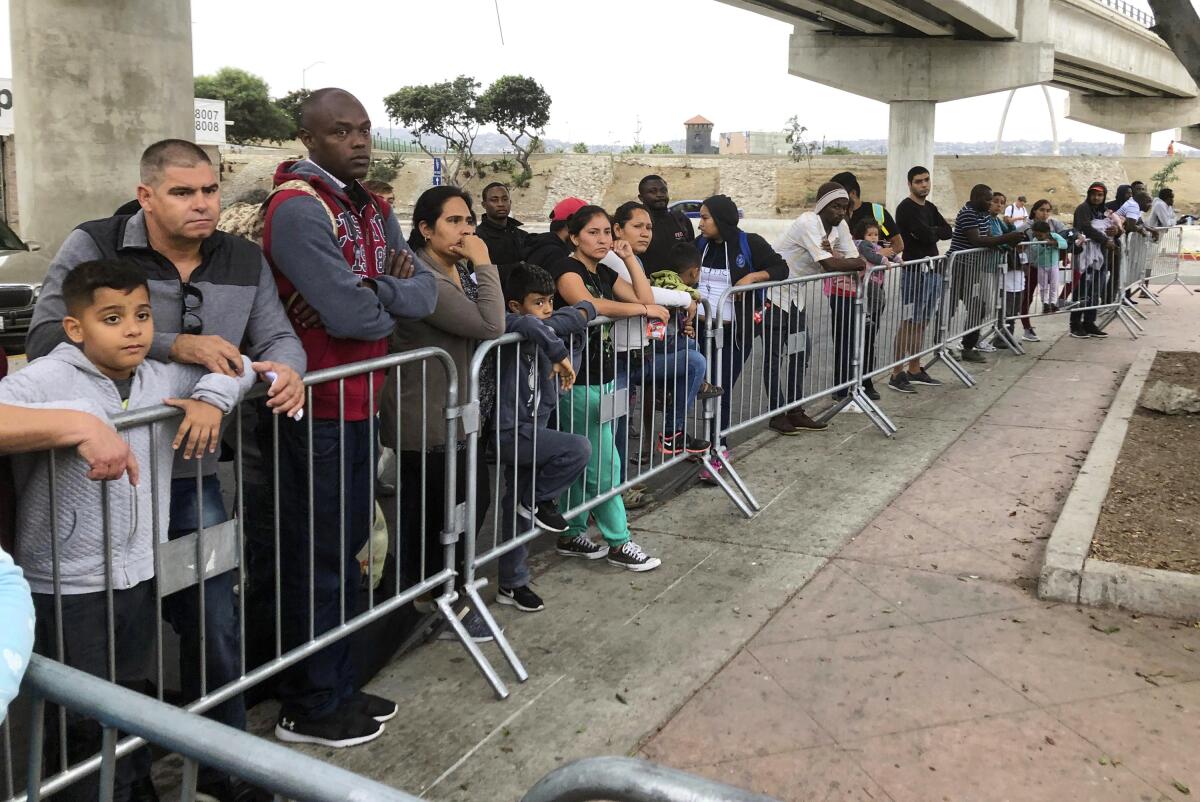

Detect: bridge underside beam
789,33,1054,102
923,0,1017,38
1065,93,1200,134
1177,125,1200,150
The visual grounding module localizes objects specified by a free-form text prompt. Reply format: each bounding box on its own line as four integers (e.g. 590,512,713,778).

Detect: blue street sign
432,156,443,187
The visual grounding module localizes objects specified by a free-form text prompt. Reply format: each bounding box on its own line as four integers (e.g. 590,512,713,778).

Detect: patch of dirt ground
1092,351,1200,574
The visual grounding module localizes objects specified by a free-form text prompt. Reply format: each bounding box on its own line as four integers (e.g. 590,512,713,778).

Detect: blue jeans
163,474,246,780
614,339,707,473
275,417,373,719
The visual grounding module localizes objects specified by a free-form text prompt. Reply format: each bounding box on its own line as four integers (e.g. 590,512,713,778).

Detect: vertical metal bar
180,757,200,802
25,697,44,802
233,407,247,678
195,469,206,696
338,379,346,625
100,482,115,684
272,409,282,659
306,385,315,641
46,453,68,772
366,370,376,612
96,727,117,802
149,427,164,700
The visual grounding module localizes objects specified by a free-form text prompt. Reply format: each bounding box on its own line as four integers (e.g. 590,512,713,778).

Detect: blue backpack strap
738,230,753,271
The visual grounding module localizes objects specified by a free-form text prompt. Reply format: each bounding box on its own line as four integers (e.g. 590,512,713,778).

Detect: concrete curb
1038,346,1200,619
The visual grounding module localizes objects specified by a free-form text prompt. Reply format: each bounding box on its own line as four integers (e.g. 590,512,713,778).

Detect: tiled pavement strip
263,291,1199,801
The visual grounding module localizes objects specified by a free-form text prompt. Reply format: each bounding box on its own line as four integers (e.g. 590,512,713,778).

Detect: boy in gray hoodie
493,263,593,612
0,259,255,801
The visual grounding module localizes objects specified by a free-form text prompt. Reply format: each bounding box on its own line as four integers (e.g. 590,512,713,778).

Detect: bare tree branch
1147,0,1200,86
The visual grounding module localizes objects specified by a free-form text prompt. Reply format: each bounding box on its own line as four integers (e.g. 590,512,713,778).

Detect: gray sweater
0,344,254,594
25,210,306,477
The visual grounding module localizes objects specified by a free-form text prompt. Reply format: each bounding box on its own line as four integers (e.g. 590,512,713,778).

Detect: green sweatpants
556,382,631,547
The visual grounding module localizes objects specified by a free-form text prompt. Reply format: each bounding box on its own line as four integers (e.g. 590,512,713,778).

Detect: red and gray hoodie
262,159,437,420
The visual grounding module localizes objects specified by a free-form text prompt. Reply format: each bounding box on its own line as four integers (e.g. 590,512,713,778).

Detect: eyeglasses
181,283,203,335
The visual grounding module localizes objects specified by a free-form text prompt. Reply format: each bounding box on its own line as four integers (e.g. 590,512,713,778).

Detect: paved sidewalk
640,293,1200,801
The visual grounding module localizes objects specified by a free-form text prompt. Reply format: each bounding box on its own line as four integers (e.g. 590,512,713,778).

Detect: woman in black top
549,206,668,572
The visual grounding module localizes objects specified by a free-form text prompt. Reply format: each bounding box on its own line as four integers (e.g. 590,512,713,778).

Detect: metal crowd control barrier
936,246,1007,374
13,654,421,802
521,757,781,802
2,348,509,800
462,305,715,688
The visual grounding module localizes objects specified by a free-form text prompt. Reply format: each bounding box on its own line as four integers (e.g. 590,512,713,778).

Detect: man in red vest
262,88,437,748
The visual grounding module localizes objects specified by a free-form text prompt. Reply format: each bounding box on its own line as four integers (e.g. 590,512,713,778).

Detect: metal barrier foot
1137,283,1163,305
1122,297,1149,322
934,348,976,388
701,452,759,518
1113,306,1141,339
852,389,897,437
434,593,511,700
1165,275,1193,295
463,579,530,684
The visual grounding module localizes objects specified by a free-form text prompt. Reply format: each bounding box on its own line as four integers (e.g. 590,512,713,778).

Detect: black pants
398,448,491,592
830,292,881,395
32,582,156,802
952,263,985,351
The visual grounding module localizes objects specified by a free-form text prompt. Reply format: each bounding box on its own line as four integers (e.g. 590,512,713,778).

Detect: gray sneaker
888,373,917,394
959,348,987,364
906,369,942,386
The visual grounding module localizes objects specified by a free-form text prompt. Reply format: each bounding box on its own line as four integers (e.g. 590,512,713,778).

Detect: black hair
139,139,211,185
1030,220,1051,234
566,205,611,237
549,219,569,233
1159,187,1174,200
907,165,929,183
503,262,556,306
852,217,880,239
637,174,665,194
830,171,860,197
408,186,475,250
970,184,992,200
667,242,700,273
482,182,508,199
613,201,649,227
62,259,149,315
1029,198,1052,216
992,190,1006,200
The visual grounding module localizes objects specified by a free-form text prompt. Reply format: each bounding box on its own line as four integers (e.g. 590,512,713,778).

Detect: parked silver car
0,219,49,354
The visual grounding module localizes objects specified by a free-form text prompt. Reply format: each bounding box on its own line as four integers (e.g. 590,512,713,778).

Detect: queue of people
0,83,1177,802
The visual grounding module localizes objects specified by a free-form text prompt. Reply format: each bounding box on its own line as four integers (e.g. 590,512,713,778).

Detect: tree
623,143,646,154
572,142,589,154
649,143,674,154
273,88,311,139
784,116,818,165
823,145,854,156
194,67,293,144
384,75,481,186
1151,157,1184,193
478,75,551,177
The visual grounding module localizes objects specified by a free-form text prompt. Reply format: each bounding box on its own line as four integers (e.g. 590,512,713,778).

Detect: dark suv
0,219,49,354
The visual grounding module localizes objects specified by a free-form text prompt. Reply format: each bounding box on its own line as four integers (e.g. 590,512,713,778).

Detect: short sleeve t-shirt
949,205,990,253
773,213,855,309
550,257,618,385
849,202,898,241
1118,198,1142,221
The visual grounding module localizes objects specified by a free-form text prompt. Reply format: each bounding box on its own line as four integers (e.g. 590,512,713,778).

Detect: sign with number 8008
0,79,13,136
193,97,226,145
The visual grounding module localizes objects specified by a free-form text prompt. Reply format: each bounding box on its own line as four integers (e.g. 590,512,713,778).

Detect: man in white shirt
769,182,866,431
1004,196,1029,228
1146,188,1176,229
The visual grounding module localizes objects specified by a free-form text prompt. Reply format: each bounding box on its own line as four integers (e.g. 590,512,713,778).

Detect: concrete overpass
721,0,1199,209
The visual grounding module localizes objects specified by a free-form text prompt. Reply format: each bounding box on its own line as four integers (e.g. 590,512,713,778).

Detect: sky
0,0,1190,150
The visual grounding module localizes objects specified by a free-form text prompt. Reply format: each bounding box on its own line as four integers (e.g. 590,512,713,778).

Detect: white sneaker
1022,329,1040,342
843,400,864,413
976,340,997,353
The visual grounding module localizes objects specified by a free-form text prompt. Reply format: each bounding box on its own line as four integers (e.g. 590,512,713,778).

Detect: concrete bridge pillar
10,0,194,251
887,101,936,212
788,30,1053,211
1123,133,1153,158
1177,125,1200,150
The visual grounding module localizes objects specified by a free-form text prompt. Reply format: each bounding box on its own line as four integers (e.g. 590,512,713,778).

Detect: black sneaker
348,690,398,722
888,373,917,394
497,585,545,612
606,540,661,572
437,606,496,643
863,381,881,401
906,369,942,387
519,500,569,533
196,778,271,802
1069,326,1091,339
556,534,609,559
658,431,710,455
1084,322,1109,338
959,348,987,363
275,707,384,748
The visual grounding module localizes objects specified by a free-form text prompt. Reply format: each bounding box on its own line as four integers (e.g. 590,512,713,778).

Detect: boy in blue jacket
494,263,593,612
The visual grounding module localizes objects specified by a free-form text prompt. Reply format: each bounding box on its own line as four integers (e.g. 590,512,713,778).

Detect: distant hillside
376,128,1135,157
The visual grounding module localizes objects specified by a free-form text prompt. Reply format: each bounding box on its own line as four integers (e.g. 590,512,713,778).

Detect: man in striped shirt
948,184,1026,363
